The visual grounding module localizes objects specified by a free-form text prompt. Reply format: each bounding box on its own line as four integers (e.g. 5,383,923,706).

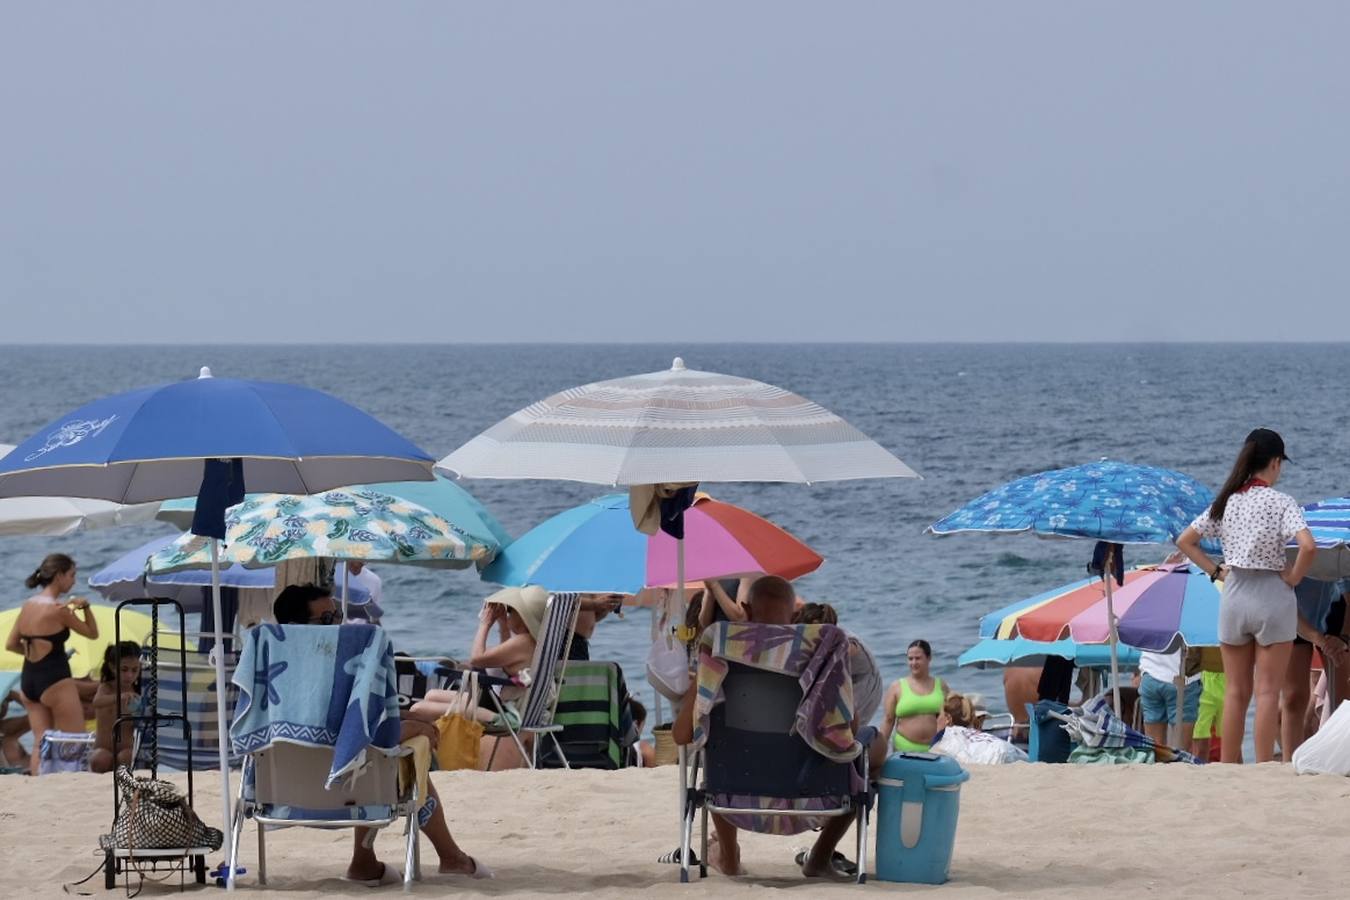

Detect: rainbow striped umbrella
981,563,1220,652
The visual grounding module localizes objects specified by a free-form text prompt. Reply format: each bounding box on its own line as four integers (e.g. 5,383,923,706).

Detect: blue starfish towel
231,623,401,788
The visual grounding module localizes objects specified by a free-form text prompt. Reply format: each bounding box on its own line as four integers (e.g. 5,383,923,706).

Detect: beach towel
231,623,401,788
1061,694,1199,764
545,660,633,769
692,622,858,763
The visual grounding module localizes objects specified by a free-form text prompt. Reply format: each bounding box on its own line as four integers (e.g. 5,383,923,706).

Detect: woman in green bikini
881,639,947,753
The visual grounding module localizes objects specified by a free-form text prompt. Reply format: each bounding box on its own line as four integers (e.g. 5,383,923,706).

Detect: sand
2,763,1347,899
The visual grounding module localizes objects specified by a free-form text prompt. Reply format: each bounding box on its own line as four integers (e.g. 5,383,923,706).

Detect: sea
3,343,1349,721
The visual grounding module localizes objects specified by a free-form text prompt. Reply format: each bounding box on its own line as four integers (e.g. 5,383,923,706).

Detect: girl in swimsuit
3,554,98,775
880,639,947,754
91,641,142,773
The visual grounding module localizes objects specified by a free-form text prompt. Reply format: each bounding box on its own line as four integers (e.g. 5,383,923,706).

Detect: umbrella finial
198,366,213,379
671,357,686,372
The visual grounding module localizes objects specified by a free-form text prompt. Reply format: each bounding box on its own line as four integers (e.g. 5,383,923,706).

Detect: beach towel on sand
231,624,401,788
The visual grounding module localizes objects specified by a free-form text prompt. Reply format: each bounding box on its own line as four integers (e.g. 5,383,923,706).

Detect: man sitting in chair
672,575,856,879
272,585,492,884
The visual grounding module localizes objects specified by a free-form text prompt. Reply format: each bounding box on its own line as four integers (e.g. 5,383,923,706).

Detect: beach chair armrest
431,666,516,689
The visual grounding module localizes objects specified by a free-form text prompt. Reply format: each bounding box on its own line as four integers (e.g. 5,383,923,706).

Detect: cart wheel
104,852,115,890
194,855,207,884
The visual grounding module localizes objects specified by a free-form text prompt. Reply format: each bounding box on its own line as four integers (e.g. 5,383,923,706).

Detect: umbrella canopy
481,492,823,594
981,564,1221,652
148,488,498,574
0,369,434,503
0,444,160,536
87,534,366,609
928,460,1213,545
155,473,511,552
1299,497,1350,581
438,357,918,485
0,605,189,677
957,636,1141,670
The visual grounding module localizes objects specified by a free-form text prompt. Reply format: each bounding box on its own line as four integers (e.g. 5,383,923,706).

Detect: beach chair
393,655,459,709
541,660,635,770
481,591,581,769
144,649,243,771
678,659,871,885
228,743,421,888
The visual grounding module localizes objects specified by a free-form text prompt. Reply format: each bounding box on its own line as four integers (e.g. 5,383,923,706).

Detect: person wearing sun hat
408,585,548,734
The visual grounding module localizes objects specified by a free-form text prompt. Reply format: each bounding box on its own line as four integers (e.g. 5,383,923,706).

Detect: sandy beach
3,763,1346,899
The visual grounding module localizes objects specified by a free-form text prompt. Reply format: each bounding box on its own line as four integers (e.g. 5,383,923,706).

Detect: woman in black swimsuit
3,554,98,775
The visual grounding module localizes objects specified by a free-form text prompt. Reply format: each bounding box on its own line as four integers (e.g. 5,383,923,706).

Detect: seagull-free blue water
3,343,1349,722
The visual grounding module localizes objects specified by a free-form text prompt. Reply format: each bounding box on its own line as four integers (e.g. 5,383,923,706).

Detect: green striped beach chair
542,661,634,769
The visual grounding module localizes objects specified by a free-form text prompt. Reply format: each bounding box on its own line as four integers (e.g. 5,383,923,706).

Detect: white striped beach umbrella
437,358,918,485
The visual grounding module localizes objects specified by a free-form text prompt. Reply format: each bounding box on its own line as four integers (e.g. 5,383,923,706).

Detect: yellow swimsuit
892,677,945,752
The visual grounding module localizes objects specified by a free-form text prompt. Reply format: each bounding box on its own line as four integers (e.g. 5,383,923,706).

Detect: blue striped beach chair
142,650,243,771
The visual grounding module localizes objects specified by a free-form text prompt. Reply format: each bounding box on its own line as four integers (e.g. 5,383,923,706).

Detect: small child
91,642,142,774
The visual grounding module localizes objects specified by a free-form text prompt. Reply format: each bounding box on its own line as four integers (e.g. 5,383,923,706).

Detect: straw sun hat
485,584,549,640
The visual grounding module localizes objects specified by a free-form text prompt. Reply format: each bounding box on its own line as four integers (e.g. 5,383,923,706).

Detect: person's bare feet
344,860,388,883
437,851,478,876
800,847,850,881
706,837,745,876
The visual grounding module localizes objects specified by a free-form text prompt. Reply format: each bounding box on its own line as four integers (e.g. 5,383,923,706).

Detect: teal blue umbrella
958,636,1141,670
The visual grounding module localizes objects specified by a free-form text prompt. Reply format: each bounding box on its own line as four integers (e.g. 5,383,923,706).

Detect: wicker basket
652,724,679,766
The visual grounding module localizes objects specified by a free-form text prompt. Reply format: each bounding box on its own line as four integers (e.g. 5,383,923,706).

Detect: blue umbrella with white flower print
929,459,1214,714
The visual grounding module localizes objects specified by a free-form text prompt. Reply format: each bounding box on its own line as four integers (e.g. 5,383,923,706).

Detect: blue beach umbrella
928,460,1212,544
0,367,433,886
930,459,1214,716
1300,497,1350,581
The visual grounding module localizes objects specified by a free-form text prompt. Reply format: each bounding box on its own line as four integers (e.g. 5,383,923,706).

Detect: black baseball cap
1247,428,1290,463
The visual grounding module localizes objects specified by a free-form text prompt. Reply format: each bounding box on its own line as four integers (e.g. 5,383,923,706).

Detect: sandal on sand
793,850,858,878
340,863,402,887
657,847,701,866
434,857,494,880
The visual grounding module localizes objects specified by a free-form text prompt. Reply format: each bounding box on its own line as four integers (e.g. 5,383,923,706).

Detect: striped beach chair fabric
483,591,581,769
144,651,243,771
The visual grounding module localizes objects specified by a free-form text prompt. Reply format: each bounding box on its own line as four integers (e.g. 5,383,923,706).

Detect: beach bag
38,730,94,774
646,597,691,703
435,671,484,771
1293,700,1350,776
99,766,223,852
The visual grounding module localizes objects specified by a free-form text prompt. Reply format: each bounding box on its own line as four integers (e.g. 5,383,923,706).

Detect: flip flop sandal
657,847,702,865
793,850,858,877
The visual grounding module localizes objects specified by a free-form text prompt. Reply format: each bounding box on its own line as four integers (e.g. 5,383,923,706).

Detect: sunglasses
310,610,344,625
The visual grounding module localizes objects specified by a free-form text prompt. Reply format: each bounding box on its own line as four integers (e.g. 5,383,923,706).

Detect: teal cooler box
875,752,969,884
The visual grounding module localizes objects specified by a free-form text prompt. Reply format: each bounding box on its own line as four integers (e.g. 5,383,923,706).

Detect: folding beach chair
393,655,459,709
541,660,635,770
678,661,872,885
481,591,581,769
144,649,243,771
228,743,421,888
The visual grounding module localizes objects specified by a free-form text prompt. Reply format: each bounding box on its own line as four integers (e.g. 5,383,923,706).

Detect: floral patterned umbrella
147,488,500,574
927,460,1213,544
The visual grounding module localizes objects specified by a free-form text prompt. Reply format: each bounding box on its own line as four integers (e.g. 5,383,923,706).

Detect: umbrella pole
209,538,235,890
1104,548,1122,717
676,538,686,820
342,564,350,619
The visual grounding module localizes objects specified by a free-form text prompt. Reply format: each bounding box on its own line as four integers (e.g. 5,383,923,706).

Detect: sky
2,4,1348,343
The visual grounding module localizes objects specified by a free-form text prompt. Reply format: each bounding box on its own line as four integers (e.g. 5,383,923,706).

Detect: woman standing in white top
1176,429,1318,763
